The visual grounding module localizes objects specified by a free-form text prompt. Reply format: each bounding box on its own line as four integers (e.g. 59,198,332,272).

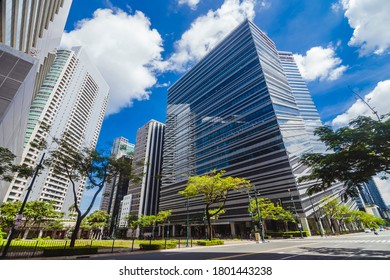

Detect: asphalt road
75,230,390,260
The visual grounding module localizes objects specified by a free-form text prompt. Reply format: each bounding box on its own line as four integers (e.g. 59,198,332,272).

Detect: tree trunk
162,224,165,240
23,229,29,239
70,216,82,247
205,206,213,241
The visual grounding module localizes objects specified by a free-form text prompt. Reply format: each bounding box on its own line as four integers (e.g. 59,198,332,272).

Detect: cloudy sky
62,0,390,209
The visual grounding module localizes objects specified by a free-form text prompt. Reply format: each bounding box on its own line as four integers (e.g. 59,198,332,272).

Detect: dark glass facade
160,20,342,234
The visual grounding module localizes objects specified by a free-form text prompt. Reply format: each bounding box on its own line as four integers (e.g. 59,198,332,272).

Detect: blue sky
61,0,390,210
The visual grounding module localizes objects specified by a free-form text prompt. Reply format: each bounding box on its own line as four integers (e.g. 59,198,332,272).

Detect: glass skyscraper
159,20,342,236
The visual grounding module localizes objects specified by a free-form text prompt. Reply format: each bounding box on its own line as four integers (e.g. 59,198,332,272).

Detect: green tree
126,214,140,239
138,214,155,238
0,201,22,232
49,137,140,247
44,219,65,239
321,197,341,233
84,210,109,239
276,206,296,232
355,211,385,229
21,200,60,239
179,170,250,240
0,147,34,182
156,210,172,239
299,115,390,198
248,198,292,233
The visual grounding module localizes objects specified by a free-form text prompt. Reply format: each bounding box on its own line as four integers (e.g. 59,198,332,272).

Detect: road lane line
208,242,321,260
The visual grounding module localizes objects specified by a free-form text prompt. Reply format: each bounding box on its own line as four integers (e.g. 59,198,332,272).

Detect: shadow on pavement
299,246,390,259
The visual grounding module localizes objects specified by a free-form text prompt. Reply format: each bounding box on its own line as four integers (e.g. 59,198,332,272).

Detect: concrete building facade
1,47,109,217
128,120,165,217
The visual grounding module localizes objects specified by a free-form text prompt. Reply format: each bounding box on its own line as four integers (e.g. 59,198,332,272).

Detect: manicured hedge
267,231,309,238
139,240,178,250
196,239,224,246
43,247,98,257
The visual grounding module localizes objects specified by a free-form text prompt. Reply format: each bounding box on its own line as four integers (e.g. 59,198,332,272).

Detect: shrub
0,227,5,241
196,239,224,246
43,247,98,257
139,240,178,250
267,231,309,238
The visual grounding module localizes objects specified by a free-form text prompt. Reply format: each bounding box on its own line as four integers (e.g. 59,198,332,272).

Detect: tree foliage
319,196,385,233
179,170,250,240
0,200,61,238
0,147,34,182
299,115,390,197
248,198,295,232
0,201,22,230
156,210,172,239
49,136,140,247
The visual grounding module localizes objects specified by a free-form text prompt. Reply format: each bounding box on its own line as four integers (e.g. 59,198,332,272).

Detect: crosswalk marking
299,239,390,243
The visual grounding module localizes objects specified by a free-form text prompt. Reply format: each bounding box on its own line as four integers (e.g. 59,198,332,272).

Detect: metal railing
0,237,195,259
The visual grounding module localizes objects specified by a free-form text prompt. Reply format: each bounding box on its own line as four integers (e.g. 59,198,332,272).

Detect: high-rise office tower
110,137,135,160
100,137,135,235
0,0,72,65
358,179,389,218
160,20,344,236
0,44,38,160
100,137,135,212
0,47,109,217
128,120,165,217
0,0,72,201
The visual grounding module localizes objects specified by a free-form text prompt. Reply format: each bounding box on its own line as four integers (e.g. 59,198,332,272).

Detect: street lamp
308,194,324,237
248,185,265,243
167,220,170,239
288,188,303,239
186,198,190,247
1,153,45,259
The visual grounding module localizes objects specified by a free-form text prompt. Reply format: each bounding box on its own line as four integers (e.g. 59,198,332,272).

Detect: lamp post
248,185,265,243
167,220,170,239
308,194,324,237
186,198,190,247
288,188,303,239
247,193,256,237
1,153,45,258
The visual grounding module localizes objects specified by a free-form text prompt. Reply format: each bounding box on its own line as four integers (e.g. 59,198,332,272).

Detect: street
84,230,390,260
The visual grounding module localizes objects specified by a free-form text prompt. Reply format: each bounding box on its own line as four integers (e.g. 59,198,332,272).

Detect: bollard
131,238,135,252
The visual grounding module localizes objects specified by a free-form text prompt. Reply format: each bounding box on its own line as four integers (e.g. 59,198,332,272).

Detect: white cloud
178,0,201,10
167,0,256,71
331,2,342,12
61,9,164,116
340,0,390,55
293,46,348,82
332,80,390,127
